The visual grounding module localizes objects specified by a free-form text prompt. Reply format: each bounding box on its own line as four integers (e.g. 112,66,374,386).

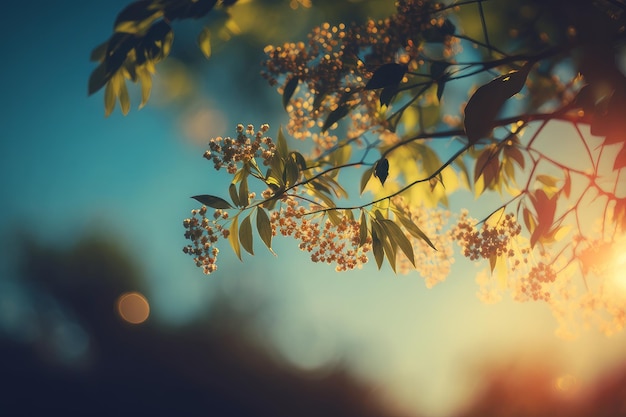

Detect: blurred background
2,0,626,416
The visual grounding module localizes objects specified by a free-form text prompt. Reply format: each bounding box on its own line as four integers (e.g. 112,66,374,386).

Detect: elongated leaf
328,209,342,226
283,76,299,109
396,213,437,250
536,174,559,188
238,176,249,207
229,217,241,260
118,79,130,115
239,215,254,255
365,63,407,90
229,183,240,207
283,155,300,187
360,166,374,194
359,210,368,247
322,104,350,132
381,219,415,266
374,220,397,272
191,195,233,209
277,127,289,158
370,223,385,269
256,207,273,250
198,27,212,59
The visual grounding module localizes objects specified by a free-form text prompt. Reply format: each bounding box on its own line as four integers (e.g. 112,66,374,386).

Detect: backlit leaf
118,79,130,115
191,195,233,209
277,127,289,158
328,209,342,226
198,27,212,59
256,207,273,250
536,174,559,188
613,143,626,171
563,170,571,198
359,210,368,247
360,166,374,194
229,216,241,260
239,215,254,255
371,225,385,269
381,219,415,266
396,213,437,250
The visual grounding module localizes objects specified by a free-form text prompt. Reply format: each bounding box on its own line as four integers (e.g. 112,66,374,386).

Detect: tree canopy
90,0,626,335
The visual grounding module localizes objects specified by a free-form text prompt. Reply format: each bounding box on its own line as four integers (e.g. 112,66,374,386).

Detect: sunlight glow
116,292,150,324
613,249,626,292
554,374,578,394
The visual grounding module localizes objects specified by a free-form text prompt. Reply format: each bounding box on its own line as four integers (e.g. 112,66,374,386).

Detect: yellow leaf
229,216,241,261
198,27,212,59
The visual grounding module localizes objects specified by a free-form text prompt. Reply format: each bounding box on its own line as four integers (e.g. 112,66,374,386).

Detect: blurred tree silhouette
1,232,410,417
90,0,626,334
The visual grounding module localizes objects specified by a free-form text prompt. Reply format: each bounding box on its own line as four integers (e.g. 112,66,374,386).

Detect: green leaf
283,154,300,187
464,62,533,145
322,104,350,132
229,216,241,260
191,195,233,209
359,210,368,247
370,223,385,269
239,215,254,255
373,158,389,186
396,213,437,250
365,63,408,90
360,166,374,194
327,209,342,226
291,151,307,171
256,207,273,250
229,183,240,207
283,76,299,109
372,219,397,272
381,219,415,266
198,27,212,59
238,176,249,207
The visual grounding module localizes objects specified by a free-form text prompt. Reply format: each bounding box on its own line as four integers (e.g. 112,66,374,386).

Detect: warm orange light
116,292,150,324
554,374,578,394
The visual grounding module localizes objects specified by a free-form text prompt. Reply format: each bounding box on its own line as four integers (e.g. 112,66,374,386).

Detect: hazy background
2,1,626,416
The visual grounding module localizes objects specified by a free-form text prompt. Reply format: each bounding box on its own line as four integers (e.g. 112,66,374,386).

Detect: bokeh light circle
116,292,150,324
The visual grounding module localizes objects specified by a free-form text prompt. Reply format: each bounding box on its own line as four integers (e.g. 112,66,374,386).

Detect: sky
2,1,626,416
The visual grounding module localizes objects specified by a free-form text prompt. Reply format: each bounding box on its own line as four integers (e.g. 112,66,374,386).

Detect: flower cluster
452,211,522,261
261,0,460,151
203,123,276,174
270,198,371,271
182,206,228,274
392,197,455,287
519,262,557,301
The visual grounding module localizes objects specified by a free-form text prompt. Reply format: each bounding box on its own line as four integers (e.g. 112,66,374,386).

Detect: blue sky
2,1,626,416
